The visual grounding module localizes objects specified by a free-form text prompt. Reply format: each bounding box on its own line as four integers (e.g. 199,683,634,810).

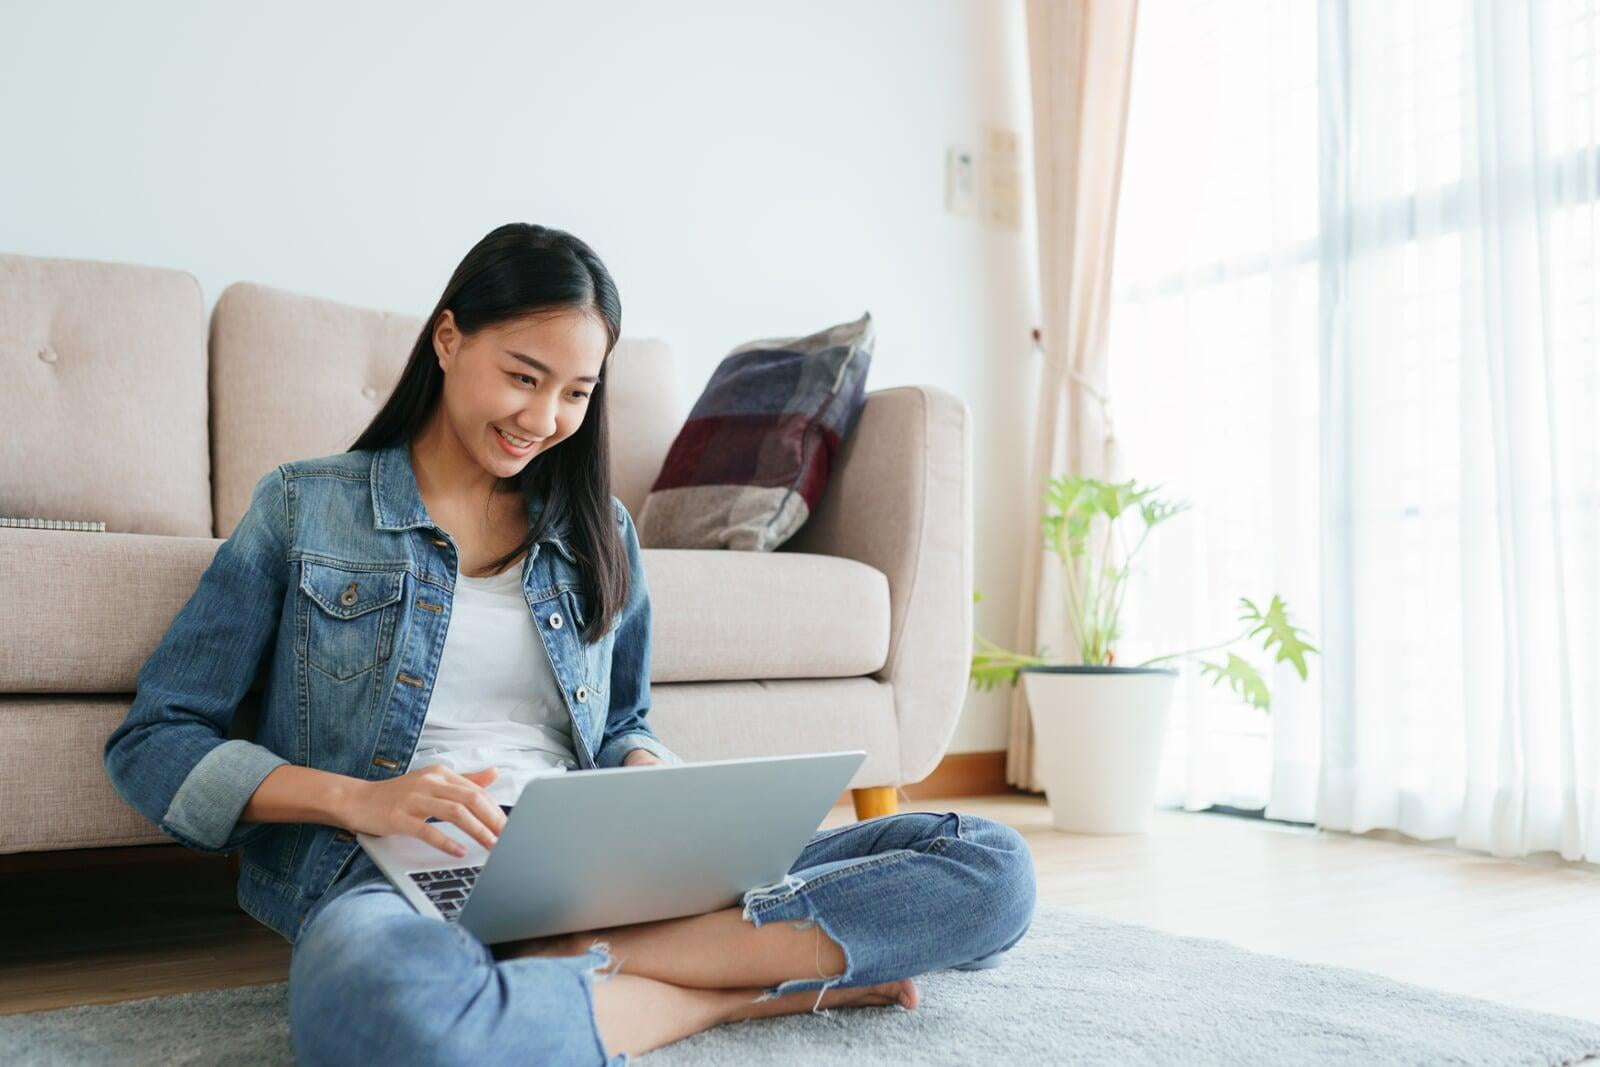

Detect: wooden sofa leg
852,786,898,820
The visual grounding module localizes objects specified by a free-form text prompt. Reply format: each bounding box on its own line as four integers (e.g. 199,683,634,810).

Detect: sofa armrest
781,385,973,785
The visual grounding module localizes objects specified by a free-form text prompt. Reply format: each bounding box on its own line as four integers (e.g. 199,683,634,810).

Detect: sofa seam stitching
885,387,931,781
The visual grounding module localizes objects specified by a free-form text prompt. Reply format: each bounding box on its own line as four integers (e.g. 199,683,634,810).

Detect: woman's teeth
496,427,535,448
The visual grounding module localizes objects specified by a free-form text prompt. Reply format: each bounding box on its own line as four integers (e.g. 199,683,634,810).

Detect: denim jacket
103,442,683,944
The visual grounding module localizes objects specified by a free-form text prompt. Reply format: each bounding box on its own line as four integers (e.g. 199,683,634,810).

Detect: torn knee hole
580,938,625,983
740,872,807,922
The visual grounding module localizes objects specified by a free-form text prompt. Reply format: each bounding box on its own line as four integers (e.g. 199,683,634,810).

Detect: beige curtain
1007,0,1140,792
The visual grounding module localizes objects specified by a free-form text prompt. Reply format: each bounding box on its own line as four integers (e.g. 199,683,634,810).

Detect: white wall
0,0,1040,757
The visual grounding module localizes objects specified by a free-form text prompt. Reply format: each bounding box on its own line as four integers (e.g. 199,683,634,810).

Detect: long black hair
349,223,626,643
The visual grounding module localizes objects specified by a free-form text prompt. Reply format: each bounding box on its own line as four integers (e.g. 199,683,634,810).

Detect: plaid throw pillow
638,312,874,550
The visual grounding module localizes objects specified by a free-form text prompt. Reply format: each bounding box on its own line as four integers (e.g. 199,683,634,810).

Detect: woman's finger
415,818,469,859
443,783,508,836
420,796,499,852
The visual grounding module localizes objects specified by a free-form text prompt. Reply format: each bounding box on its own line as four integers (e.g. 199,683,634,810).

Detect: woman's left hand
621,749,665,767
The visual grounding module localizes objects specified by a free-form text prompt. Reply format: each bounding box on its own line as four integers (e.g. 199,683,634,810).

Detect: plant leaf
1237,595,1318,681
1198,653,1272,711
968,659,1020,691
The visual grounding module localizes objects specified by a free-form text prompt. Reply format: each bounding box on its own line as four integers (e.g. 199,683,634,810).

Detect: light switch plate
946,145,977,216
982,125,1022,231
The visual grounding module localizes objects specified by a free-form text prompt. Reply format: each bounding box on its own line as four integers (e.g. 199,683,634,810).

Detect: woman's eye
512,373,587,400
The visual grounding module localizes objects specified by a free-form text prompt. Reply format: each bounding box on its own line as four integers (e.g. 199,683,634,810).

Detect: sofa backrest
2,254,687,542
207,281,422,538
208,281,686,538
0,254,213,537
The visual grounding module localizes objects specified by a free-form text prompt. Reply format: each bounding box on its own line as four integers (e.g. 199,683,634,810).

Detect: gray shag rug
7,903,1599,1066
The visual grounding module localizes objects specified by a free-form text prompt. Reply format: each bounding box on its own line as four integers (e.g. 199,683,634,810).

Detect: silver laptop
356,750,867,946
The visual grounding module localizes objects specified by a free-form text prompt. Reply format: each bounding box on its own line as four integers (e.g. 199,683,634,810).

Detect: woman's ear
433,309,460,371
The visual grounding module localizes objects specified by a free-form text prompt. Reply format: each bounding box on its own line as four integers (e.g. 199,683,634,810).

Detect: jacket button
575,685,588,703
549,612,563,629
340,583,359,606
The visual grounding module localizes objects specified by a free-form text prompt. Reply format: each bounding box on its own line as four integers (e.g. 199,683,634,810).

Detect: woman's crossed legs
289,810,1035,1064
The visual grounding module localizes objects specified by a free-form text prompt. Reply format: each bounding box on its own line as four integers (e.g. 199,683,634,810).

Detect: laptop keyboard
409,865,484,922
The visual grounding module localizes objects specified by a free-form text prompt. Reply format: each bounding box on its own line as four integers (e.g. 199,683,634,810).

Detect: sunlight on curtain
1108,0,1600,858
1107,0,1322,819
1322,0,1599,860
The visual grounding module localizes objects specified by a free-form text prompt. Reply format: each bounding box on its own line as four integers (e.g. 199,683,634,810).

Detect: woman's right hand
343,766,507,858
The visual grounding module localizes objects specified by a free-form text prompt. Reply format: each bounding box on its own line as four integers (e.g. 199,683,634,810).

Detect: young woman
104,223,1037,1064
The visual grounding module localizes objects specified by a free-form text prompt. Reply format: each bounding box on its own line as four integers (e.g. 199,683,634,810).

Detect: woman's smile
494,425,540,456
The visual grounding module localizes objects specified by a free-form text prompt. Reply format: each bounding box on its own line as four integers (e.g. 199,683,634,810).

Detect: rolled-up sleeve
102,468,293,854
594,499,685,770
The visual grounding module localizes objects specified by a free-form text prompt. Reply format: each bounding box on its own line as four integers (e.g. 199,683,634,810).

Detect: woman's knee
289,889,479,1065
957,814,1038,947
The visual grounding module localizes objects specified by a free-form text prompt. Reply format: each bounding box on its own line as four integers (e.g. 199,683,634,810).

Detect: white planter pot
1021,666,1178,834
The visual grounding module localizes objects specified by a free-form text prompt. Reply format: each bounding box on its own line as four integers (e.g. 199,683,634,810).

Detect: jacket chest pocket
565,590,611,697
298,562,405,681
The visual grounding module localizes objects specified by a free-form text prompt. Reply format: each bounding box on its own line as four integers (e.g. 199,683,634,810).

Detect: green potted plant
971,475,1317,833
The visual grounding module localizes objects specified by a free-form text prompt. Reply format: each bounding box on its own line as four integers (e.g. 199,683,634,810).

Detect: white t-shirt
405,559,579,807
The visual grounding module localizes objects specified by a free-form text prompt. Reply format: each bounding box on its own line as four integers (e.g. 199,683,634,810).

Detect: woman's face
431,307,608,479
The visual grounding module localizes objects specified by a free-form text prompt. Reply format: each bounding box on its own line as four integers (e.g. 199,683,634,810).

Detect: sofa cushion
0,676,902,854
0,254,212,537
208,282,687,538
0,531,230,693
638,313,874,550
641,549,889,682
0,532,890,692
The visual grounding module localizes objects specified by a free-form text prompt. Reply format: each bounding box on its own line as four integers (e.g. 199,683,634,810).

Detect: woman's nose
518,403,559,439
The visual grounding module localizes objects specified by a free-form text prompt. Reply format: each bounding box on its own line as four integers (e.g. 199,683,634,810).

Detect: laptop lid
450,749,867,944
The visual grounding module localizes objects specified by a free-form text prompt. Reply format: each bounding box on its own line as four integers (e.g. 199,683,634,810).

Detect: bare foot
724,976,919,1023
830,977,919,1012
493,934,922,1019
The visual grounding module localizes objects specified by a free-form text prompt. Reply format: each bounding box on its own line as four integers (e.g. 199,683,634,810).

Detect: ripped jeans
287,807,1037,1066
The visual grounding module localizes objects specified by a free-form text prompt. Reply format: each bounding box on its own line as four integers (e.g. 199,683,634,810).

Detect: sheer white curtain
1107,0,1323,821
1108,0,1600,861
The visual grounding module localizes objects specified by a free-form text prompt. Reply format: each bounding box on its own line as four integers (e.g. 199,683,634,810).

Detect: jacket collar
369,441,577,564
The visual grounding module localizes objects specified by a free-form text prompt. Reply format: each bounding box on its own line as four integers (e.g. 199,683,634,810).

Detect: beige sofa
0,252,974,856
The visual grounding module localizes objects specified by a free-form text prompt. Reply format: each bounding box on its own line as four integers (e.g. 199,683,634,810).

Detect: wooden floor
4,793,1599,1024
